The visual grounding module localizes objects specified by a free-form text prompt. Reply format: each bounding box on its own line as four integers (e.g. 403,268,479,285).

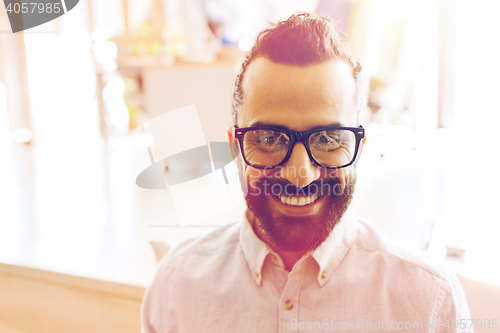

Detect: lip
270,193,323,216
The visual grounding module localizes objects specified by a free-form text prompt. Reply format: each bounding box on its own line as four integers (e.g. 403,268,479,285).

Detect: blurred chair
150,240,171,263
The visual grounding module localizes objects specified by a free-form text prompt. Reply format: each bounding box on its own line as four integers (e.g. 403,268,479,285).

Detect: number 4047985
6,2,61,14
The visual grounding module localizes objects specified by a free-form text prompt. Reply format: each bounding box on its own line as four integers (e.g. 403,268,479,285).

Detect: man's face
231,57,363,252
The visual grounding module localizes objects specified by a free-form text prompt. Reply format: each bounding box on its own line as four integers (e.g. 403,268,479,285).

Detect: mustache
253,177,343,197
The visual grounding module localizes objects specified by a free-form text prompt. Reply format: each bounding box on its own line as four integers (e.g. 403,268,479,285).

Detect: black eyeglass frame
233,125,365,169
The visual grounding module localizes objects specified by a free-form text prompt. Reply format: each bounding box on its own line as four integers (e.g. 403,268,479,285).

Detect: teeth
279,194,320,206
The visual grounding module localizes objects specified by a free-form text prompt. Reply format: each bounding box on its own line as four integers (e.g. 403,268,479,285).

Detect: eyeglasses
233,125,365,169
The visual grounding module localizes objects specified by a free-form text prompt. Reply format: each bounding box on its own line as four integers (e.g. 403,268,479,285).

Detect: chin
244,175,356,252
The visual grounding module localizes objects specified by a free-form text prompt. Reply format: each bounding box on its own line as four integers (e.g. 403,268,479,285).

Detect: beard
244,174,356,253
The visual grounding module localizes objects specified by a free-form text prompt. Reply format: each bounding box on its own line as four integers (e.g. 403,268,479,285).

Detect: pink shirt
141,212,472,332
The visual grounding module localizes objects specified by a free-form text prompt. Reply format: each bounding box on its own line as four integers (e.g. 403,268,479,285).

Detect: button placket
278,258,307,333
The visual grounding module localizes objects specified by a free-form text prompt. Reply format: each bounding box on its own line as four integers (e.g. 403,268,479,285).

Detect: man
142,13,471,332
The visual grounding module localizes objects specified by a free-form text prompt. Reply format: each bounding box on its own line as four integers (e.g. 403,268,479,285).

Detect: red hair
232,12,363,125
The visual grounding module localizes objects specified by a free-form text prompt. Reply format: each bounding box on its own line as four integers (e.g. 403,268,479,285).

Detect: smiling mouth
278,194,320,206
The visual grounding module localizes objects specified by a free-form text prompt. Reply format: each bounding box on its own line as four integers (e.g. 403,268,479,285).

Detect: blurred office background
1,0,499,332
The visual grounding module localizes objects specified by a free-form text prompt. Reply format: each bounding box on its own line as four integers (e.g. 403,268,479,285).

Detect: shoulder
353,217,451,281
348,217,471,322
351,217,469,307
141,221,245,331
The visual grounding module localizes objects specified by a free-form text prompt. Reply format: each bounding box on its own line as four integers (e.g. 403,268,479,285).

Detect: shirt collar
239,209,359,287
311,209,359,287
239,213,272,286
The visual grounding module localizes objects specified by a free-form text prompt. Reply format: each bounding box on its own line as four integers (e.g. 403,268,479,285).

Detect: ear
227,126,240,161
358,137,367,156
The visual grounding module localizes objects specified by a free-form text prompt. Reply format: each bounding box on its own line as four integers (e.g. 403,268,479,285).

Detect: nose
280,142,320,188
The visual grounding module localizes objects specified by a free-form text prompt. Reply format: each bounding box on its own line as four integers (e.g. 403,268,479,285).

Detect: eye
319,134,338,144
309,130,343,151
322,132,341,144
259,132,276,145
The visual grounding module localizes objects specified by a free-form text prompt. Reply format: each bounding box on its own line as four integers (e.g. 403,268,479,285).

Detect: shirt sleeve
436,272,474,333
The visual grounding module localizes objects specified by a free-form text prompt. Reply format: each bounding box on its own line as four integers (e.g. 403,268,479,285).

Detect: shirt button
284,300,294,310
254,271,259,278
321,271,328,279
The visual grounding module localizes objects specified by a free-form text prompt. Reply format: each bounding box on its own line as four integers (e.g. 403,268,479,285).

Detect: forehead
238,57,357,131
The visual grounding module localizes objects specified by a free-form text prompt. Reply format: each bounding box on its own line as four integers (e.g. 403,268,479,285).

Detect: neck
246,209,307,271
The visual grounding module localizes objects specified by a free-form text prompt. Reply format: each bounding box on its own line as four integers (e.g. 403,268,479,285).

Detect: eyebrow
249,121,347,131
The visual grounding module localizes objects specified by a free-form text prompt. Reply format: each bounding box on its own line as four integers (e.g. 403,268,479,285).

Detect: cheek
324,168,352,188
